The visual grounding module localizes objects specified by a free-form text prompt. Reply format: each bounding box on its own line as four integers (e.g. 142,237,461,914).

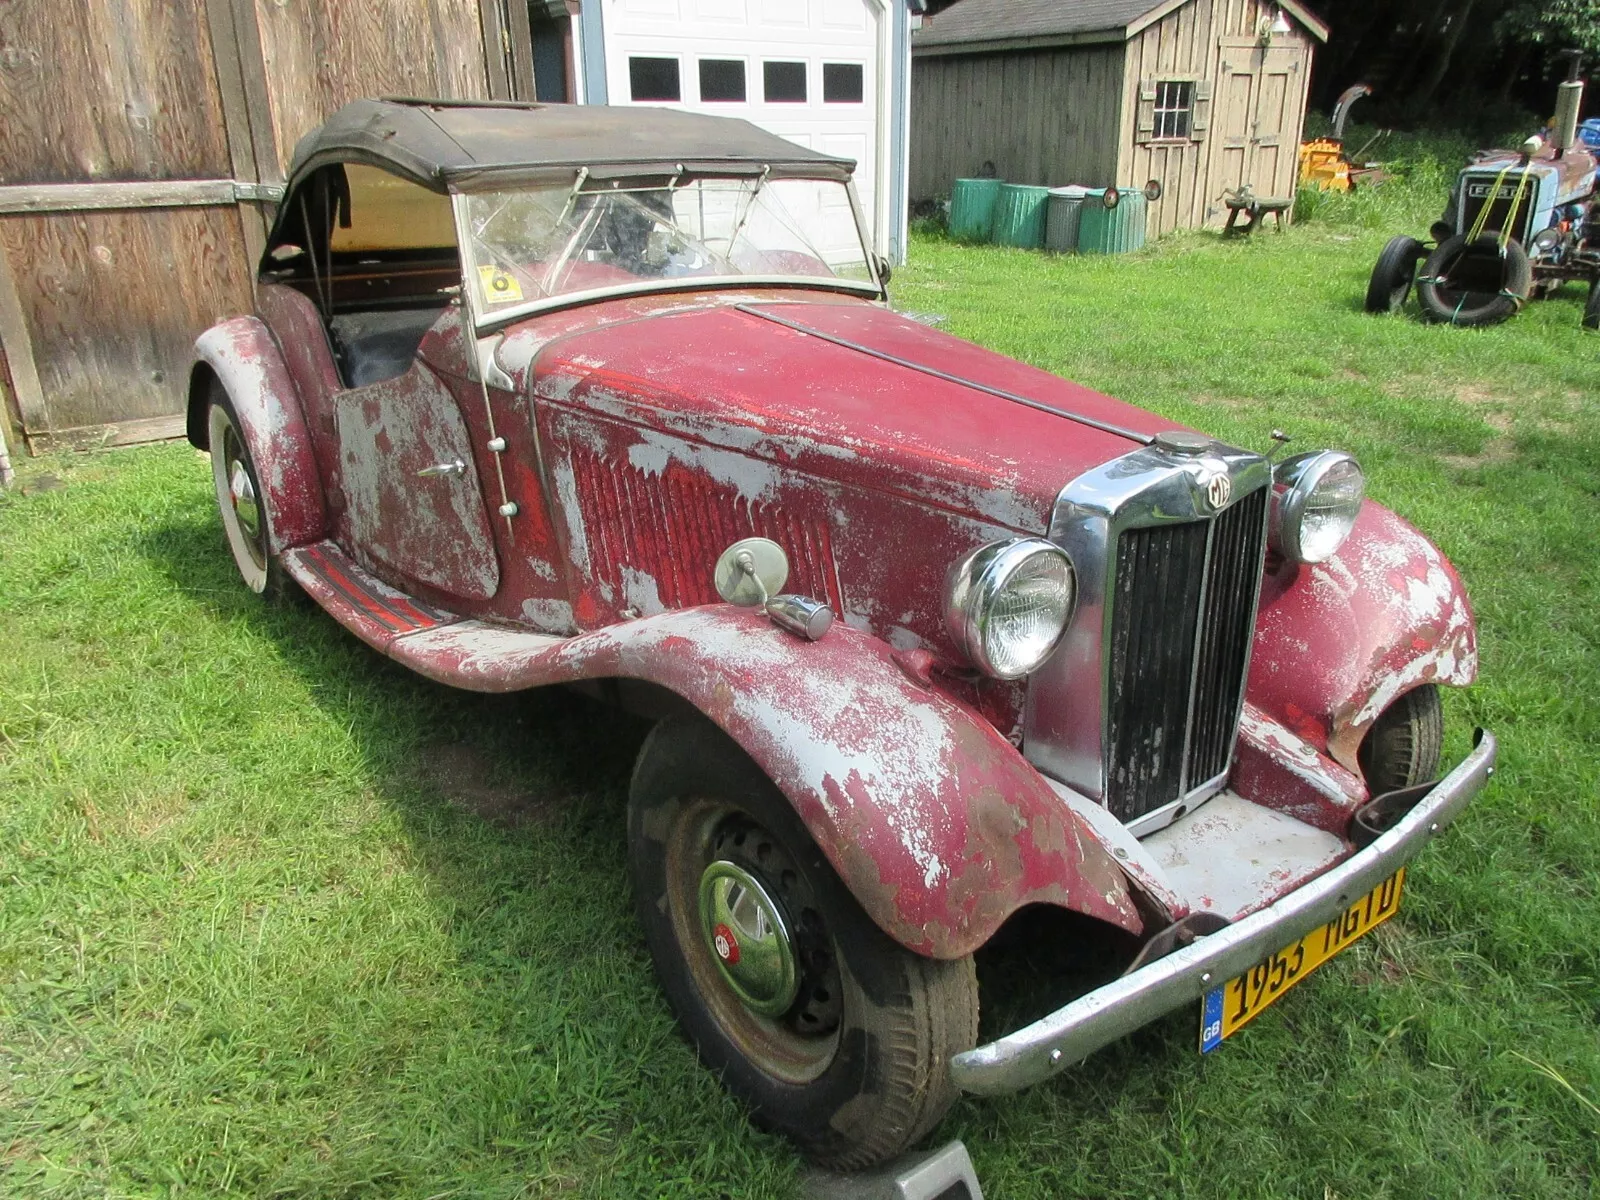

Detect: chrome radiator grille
1103,486,1268,823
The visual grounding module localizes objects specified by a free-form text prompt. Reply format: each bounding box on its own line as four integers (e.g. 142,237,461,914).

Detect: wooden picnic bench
1222,188,1293,235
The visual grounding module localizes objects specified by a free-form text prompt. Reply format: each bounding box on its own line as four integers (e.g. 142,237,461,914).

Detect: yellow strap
1500,168,1532,251
1466,163,1513,243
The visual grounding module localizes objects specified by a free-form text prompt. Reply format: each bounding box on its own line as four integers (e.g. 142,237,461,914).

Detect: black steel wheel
1416,234,1532,327
1358,684,1444,795
1364,235,1426,313
628,717,978,1171
207,389,284,597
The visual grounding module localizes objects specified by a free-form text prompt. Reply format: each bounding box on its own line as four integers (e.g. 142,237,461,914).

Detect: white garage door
604,0,886,250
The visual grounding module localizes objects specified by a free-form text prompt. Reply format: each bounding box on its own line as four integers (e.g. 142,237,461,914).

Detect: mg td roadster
192,99,1495,1169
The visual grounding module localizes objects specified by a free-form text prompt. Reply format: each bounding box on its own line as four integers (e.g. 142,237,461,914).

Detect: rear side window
630,57,681,102
763,60,807,103
699,58,747,102
823,62,863,103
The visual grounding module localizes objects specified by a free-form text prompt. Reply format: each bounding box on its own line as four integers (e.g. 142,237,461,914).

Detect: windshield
456,175,875,321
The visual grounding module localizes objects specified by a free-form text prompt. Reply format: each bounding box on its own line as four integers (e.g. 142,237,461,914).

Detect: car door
333,332,502,604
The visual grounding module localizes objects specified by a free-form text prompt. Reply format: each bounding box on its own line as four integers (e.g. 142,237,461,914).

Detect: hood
1469,145,1597,203
505,296,1180,533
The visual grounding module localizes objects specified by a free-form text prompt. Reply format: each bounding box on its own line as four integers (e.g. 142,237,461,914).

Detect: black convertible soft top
283,98,857,193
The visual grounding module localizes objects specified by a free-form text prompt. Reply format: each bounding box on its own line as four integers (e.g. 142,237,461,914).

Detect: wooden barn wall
0,0,495,451
252,0,489,181
1118,0,1313,236
910,44,1125,202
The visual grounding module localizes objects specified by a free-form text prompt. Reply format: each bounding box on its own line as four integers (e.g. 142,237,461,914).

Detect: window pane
763,60,807,103
629,57,681,102
822,62,863,103
699,58,746,102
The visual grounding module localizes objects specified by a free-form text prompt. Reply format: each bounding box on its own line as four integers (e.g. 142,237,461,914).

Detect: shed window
823,62,863,103
763,60,807,103
1153,81,1194,139
629,56,681,102
699,58,746,102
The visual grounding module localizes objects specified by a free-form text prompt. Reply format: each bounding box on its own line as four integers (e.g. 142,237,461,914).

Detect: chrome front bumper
949,729,1498,1096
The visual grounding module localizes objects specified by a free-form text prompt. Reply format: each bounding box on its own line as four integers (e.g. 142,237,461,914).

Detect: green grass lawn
4,208,1600,1197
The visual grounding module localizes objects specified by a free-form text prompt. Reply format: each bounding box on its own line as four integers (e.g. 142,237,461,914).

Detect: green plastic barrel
1078,189,1148,255
1044,186,1088,252
992,184,1050,249
949,177,1004,241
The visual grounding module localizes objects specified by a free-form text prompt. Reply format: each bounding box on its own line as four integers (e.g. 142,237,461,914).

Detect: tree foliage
1310,0,1600,126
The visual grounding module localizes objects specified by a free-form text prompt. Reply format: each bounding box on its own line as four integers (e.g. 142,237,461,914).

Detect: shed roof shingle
914,0,1160,48
913,0,1328,50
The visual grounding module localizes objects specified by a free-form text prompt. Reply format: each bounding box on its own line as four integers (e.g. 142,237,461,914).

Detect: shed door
1209,41,1310,212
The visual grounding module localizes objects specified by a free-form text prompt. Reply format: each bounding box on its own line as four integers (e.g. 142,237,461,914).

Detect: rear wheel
1365,235,1426,313
628,717,978,1170
1358,684,1443,794
1416,234,1531,327
208,394,284,597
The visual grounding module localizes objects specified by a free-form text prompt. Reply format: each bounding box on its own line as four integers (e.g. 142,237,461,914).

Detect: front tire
628,717,978,1170
207,392,283,597
1365,235,1426,313
1358,684,1443,794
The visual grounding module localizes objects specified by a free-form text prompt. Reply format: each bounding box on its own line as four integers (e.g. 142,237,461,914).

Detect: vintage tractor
1365,57,1600,328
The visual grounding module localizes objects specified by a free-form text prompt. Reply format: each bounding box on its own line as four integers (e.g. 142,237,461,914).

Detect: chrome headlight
1270,450,1365,564
945,538,1076,679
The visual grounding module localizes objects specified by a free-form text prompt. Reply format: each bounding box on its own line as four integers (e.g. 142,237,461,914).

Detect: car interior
261,163,460,389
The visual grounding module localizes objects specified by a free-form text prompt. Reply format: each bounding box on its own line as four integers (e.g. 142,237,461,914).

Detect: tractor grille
1461,174,1537,245
1103,486,1268,823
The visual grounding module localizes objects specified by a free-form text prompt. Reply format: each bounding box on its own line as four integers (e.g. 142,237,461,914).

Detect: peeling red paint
209,278,1482,963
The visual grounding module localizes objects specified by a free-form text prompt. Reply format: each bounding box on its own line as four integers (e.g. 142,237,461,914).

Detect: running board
282,540,460,651
280,540,567,690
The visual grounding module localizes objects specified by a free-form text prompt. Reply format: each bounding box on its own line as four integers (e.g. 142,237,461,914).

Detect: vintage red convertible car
189,99,1496,1169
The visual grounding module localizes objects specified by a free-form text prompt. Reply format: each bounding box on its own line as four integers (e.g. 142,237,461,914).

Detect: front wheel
628,717,978,1170
1365,235,1426,313
1583,279,1600,330
1359,684,1443,795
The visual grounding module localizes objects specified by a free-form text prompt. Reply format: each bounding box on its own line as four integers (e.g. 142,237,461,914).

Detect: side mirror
873,253,893,288
714,537,834,641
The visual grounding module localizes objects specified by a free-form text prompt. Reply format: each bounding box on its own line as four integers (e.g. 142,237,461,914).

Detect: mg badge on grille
1206,473,1232,510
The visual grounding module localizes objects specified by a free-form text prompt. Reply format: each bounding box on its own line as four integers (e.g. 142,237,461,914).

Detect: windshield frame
450,171,885,332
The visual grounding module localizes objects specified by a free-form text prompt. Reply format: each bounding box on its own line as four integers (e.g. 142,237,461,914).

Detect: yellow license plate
1200,868,1405,1052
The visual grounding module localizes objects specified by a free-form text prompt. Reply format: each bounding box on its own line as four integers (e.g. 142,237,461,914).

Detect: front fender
191,318,326,553
1248,501,1478,774
386,605,1144,957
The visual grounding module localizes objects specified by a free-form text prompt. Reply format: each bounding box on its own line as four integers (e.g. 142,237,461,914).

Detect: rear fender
1248,501,1477,774
191,317,327,553
389,605,1144,958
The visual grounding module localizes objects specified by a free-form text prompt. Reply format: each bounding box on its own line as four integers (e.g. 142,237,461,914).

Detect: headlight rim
945,537,1077,680
1270,449,1365,565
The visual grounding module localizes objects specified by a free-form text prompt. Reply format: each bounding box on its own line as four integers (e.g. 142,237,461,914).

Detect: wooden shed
910,0,1329,238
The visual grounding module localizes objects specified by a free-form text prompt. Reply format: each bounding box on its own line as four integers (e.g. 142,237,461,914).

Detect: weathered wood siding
1119,0,1313,235
910,44,1125,201
0,0,495,450
252,0,489,181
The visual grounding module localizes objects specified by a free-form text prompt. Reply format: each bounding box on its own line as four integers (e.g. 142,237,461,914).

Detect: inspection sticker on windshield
478,265,523,303
1200,869,1404,1052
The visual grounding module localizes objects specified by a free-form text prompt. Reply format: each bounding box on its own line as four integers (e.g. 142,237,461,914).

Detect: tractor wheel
1358,684,1444,795
628,716,978,1170
1364,235,1426,313
1583,279,1600,330
1416,234,1532,327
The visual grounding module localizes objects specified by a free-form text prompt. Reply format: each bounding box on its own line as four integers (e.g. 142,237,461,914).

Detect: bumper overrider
950,729,1498,1095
